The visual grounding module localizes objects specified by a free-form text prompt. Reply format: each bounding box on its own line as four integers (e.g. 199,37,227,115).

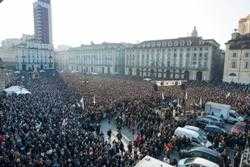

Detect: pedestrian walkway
100,119,134,150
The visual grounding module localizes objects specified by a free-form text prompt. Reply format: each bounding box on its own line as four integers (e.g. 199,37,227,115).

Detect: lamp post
238,46,244,83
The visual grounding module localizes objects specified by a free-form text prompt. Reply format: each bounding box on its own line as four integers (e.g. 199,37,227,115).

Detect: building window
245,62,249,69
204,61,208,68
231,61,237,68
232,53,237,58
245,53,249,58
204,53,208,60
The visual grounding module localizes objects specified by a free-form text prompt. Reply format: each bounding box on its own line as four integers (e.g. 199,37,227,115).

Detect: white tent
134,156,173,167
4,86,31,95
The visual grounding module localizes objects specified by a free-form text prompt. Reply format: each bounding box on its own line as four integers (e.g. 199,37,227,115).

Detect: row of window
231,61,249,69
126,47,209,53
127,53,208,60
232,52,249,58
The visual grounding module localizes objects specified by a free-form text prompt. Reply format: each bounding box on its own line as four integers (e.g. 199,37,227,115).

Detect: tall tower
33,0,52,44
191,26,198,37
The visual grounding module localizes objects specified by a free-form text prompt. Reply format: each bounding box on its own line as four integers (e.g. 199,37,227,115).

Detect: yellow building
238,14,250,35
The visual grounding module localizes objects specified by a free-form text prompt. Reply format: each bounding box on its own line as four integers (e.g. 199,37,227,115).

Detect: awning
4,86,31,95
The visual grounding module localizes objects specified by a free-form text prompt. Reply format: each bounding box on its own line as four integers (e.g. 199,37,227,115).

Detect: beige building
0,39,20,69
223,32,250,84
55,46,71,71
238,14,250,35
16,41,55,71
125,28,223,82
66,43,129,75
0,58,6,91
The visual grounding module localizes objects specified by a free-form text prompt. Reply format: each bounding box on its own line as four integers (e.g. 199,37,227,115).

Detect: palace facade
125,28,223,81
67,43,130,75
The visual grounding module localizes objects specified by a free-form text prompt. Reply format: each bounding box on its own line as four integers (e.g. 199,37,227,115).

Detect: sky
0,0,249,49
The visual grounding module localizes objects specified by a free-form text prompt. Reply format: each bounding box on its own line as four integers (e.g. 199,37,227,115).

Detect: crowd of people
0,72,249,166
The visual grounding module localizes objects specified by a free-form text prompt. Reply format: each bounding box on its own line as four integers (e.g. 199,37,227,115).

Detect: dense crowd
0,72,249,166
63,73,250,166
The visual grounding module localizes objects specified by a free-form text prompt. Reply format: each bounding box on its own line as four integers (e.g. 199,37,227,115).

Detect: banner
154,80,186,87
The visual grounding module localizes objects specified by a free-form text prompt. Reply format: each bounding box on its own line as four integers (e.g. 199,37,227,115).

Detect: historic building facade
55,46,71,71
67,43,129,75
125,28,223,81
16,40,55,71
0,58,6,91
0,42,18,69
0,35,55,71
223,31,250,84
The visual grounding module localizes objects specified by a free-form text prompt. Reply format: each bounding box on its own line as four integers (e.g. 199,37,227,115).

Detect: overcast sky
0,0,249,48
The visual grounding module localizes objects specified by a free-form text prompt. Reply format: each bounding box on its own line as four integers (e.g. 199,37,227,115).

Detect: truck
205,102,243,124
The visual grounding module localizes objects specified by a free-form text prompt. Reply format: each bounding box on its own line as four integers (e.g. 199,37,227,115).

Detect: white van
178,157,219,167
174,127,212,147
183,125,207,140
205,102,243,123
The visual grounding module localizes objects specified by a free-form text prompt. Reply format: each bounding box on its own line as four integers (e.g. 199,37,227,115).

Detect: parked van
180,147,222,166
205,102,243,123
183,125,207,140
174,127,212,147
178,157,219,167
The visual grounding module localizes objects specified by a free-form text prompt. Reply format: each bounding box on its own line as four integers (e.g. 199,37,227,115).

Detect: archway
179,69,183,79
184,71,190,81
146,69,149,77
107,67,111,74
173,70,176,79
129,68,132,75
166,70,170,79
22,64,26,71
150,69,155,78
196,71,203,81
136,68,140,76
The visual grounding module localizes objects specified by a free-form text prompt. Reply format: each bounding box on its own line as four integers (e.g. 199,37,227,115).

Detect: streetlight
238,45,245,83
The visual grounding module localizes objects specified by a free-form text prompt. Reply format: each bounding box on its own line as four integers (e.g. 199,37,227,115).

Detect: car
231,122,246,135
204,125,226,135
195,117,223,129
143,78,151,81
183,125,207,140
227,111,244,124
174,127,212,147
205,115,224,123
205,117,224,127
91,72,98,75
180,147,222,165
178,157,219,167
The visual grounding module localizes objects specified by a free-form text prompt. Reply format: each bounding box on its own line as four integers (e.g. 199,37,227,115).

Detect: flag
177,98,182,108
93,95,96,105
62,118,68,127
199,97,202,106
161,92,165,100
80,97,85,110
185,91,188,100
226,92,231,99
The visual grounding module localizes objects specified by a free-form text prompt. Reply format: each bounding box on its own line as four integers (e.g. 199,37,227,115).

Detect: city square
0,0,250,166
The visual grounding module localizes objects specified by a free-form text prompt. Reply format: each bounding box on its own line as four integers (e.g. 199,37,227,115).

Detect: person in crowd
0,72,249,166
